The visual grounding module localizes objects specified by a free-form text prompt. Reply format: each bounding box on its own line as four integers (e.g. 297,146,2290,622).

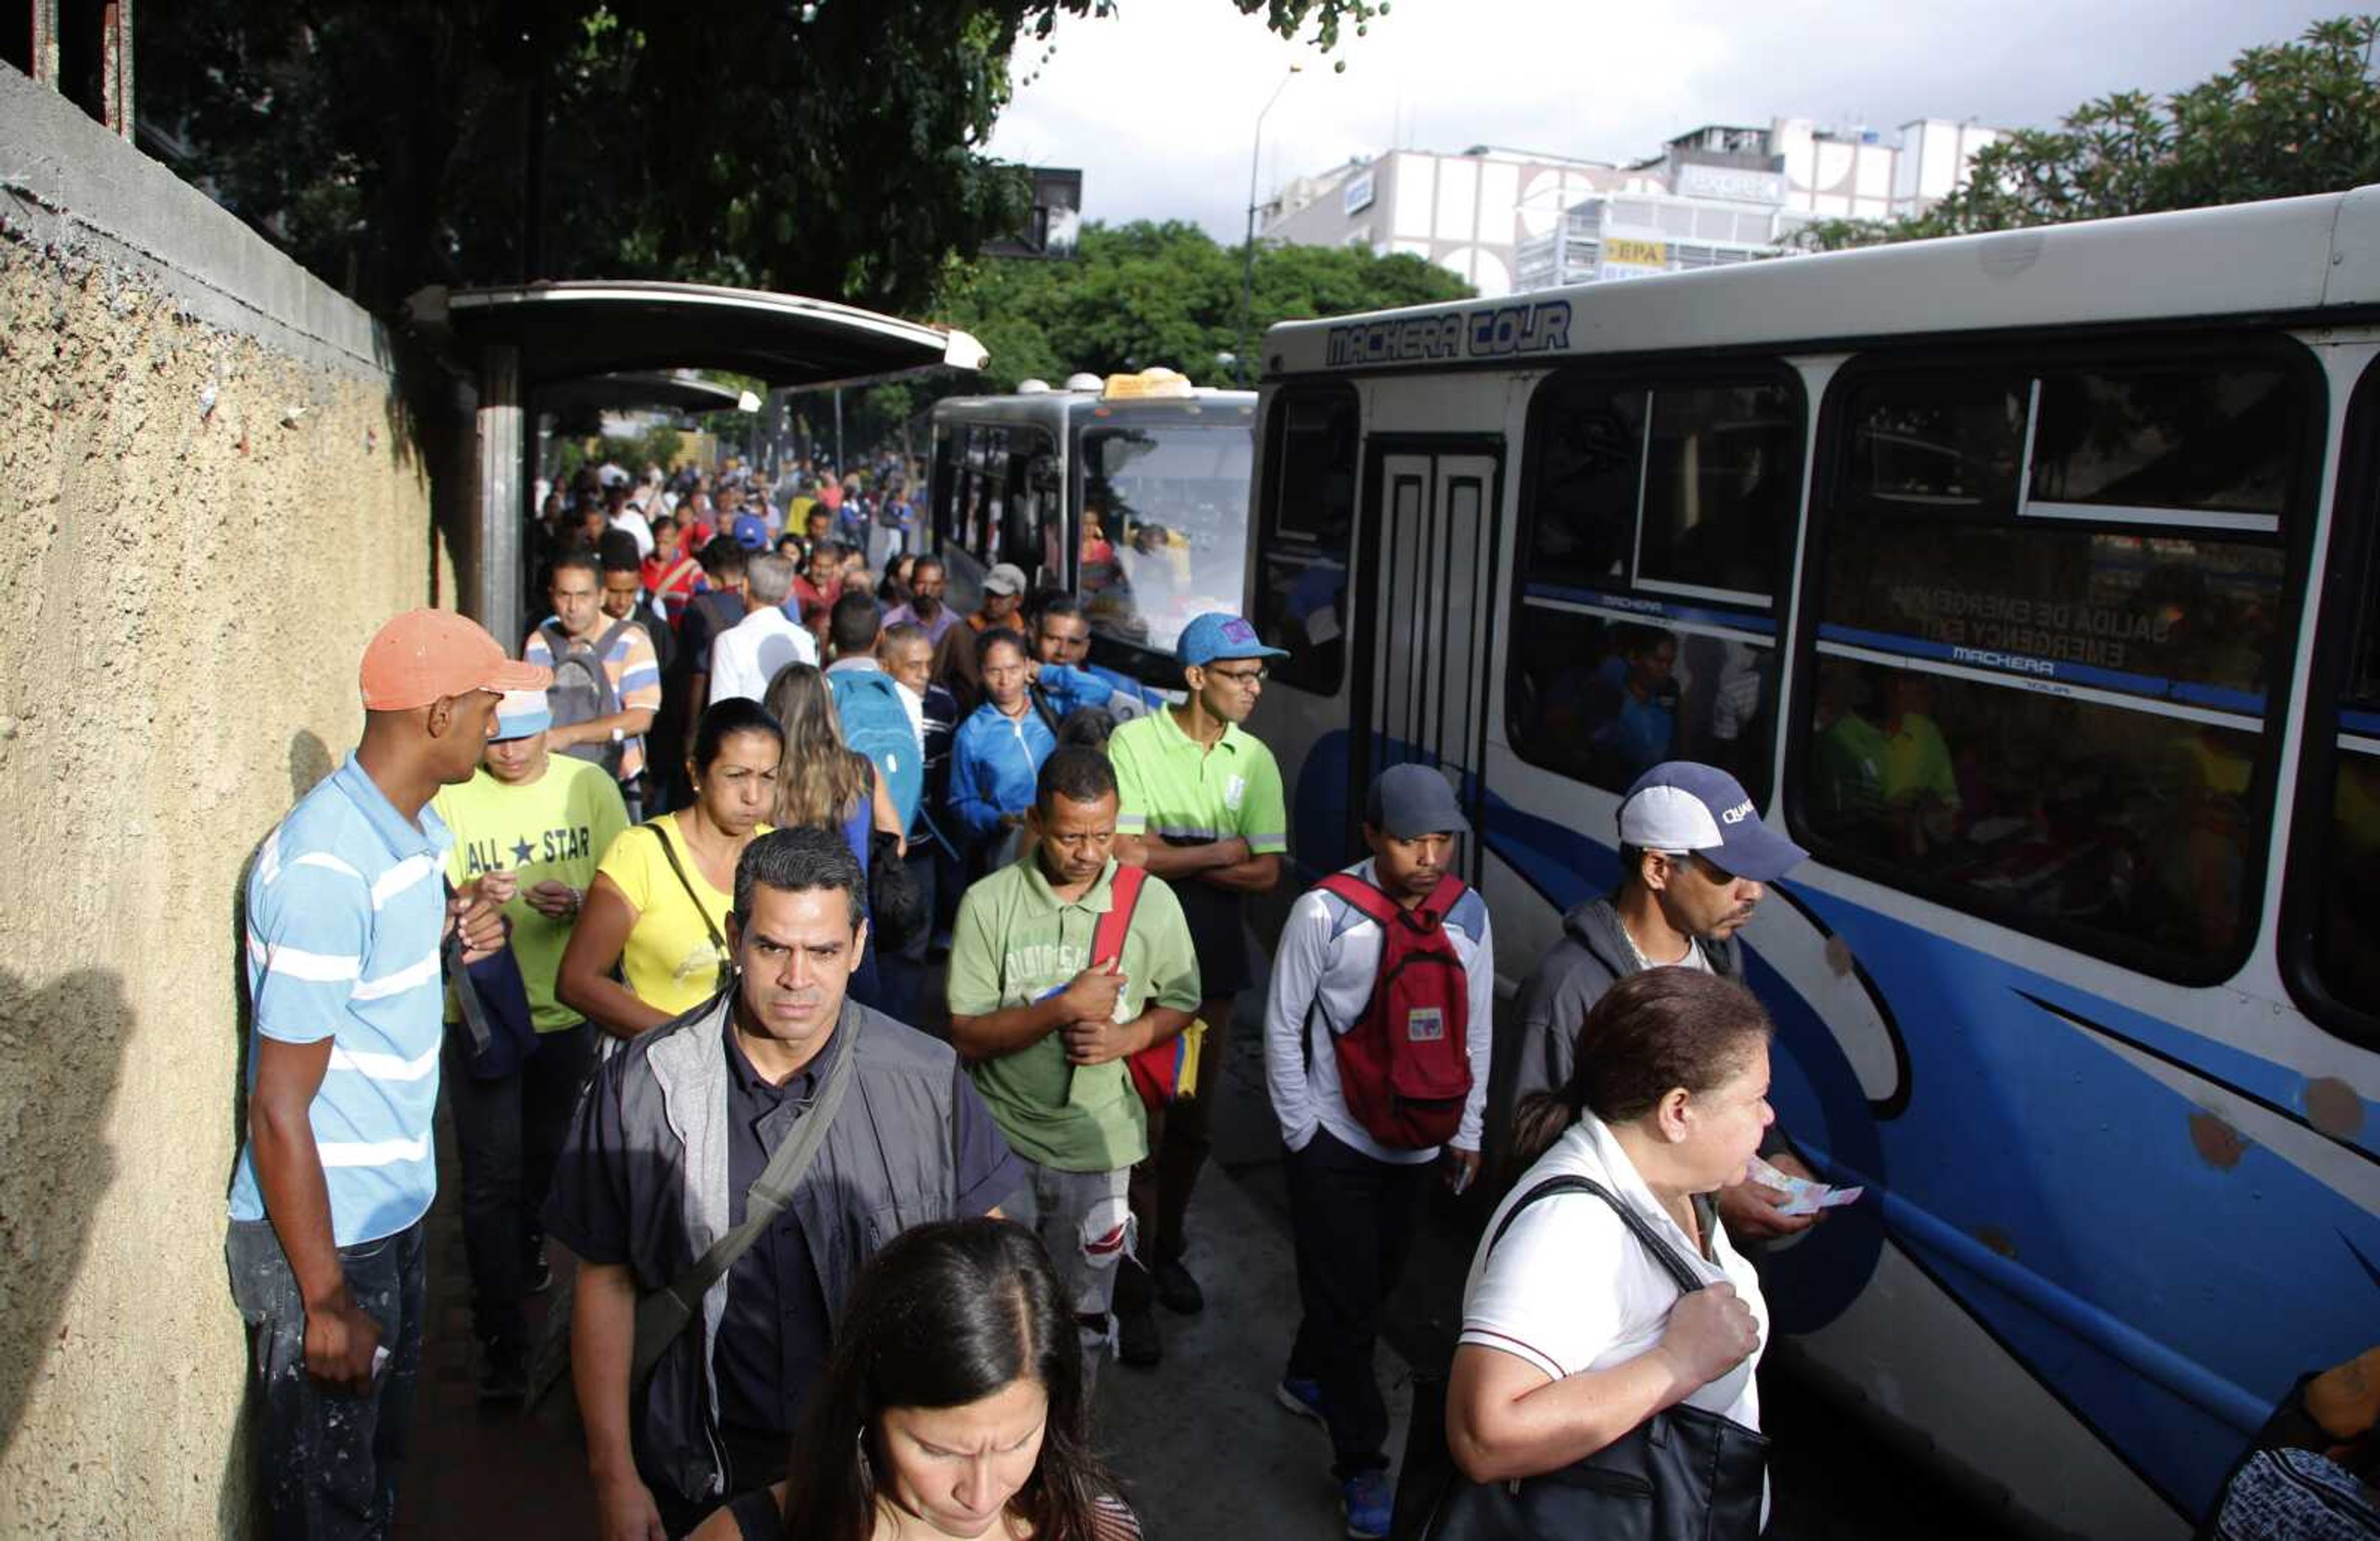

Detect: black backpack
540,619,630,779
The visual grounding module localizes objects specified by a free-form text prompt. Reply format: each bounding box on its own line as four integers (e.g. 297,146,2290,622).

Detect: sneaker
1341,1470,1391,1540
477,1335,528,1403
1152,1256,1205,1315
1114,1305,1161,1368
1275,1375,1326,1424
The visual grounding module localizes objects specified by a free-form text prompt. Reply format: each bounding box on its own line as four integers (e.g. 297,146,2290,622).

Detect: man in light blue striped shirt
226,609,542,1540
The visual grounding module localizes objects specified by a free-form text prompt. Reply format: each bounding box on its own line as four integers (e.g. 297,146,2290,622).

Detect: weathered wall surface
0,68,446,1535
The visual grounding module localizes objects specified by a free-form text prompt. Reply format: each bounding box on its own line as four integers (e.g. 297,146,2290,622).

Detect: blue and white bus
928,372,1257,692
1245,187,2380,1536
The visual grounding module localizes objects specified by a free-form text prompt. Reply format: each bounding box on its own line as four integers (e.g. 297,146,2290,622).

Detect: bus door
1354,437,1505,884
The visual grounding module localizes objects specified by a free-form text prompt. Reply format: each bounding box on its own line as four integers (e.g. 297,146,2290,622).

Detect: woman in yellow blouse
557,699,781,1038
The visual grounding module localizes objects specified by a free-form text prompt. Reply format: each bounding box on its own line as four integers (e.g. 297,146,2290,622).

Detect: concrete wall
0,66,447,1535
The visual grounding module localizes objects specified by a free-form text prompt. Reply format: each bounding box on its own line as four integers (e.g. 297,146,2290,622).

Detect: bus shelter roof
405,279,988,389
535,371,749,415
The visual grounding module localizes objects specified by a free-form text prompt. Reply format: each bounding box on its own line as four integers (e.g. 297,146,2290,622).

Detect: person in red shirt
790,540,845,643
641,516,704,628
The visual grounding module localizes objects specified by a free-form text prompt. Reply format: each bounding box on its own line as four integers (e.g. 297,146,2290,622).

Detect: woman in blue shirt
947,627,1056,872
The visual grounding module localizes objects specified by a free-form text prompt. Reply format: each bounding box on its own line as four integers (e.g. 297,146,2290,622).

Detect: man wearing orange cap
226,609,544,1540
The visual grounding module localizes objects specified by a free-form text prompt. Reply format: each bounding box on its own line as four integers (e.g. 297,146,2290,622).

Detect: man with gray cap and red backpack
1487,759,1824,1242
1263,763,1494,1540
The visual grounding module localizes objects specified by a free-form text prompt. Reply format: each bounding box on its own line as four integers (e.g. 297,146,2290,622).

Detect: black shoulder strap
646,821,728,954
440,876,493,1056
1028,681,1062,733
1489,1173,1706,1296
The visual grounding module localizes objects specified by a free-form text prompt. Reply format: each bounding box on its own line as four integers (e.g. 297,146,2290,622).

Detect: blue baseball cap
1617,762,1807,883
1178,612,1290,668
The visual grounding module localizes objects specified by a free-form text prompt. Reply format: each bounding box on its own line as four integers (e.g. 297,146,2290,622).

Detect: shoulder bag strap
646,821,728,956
1489,1173,1707,1297
628,1005,862,1384
441,876,494,1057
1029,681,1062,734
1091,864,1147,966
1299,874,1386,1066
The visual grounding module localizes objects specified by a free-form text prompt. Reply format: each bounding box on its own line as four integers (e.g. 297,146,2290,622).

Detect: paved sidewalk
1093,1084,1415,1539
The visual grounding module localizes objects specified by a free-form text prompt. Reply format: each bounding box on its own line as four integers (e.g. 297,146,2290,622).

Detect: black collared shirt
713,1022,1020,1435
712,1023,838,1437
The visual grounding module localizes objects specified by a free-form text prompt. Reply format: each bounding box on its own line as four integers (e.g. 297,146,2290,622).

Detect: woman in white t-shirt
1448,968,1774,1502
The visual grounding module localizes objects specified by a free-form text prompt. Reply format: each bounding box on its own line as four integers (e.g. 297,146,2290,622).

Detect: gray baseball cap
1367,763,1468,839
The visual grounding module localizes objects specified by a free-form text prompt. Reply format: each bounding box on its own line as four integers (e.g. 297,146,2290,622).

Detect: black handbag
1391,1175,1770,1541
867,828,925,952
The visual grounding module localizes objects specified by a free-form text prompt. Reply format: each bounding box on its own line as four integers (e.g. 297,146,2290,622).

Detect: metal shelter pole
474,343,524,649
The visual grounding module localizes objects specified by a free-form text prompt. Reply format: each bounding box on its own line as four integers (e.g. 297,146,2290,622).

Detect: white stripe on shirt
371,853,439,911
247,934,363,982
292,851,366,883
351,951,441,1001
316,1133,434,1168
327,1041,443,1082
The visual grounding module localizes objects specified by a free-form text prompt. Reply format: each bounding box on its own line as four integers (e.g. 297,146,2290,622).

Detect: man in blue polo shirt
226,608,539,1540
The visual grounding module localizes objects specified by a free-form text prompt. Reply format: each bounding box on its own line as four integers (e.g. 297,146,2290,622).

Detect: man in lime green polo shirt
1104,611,1290,1366
429,688,628,1398
946,746,1201,1385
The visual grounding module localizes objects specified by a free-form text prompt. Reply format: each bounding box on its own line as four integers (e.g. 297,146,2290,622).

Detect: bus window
1638,383,1797,603
1845,372,2026,514
932,426,961,548
1797,349,2309,979
1000,427,1060,589
2030,364,2294,518
2303,371,2380,1028
1509,372,1794,800
1254,386,1358,692
1080,417,1254,659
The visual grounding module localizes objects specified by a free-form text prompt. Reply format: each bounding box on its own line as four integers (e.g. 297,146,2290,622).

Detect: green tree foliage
928,218,1473,393
139,0,1390,317
1798,14,2380,252
550,422,687,485
763,219,1465,456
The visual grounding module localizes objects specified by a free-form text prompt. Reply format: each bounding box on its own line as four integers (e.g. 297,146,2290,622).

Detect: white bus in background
1245,188,2380,1537
927,371,1256,693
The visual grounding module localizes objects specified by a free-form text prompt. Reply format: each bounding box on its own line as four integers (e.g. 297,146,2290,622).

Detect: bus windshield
1077,421,1254,658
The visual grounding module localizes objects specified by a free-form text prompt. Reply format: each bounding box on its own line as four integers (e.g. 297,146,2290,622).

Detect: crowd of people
225,457,1891,1541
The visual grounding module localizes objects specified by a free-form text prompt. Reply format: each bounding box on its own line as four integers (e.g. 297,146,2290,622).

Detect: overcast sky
987,0,2353,242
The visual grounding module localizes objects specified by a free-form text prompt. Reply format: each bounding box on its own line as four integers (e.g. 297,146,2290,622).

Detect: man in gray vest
1488,761,1822,1240
545,828,1021,1539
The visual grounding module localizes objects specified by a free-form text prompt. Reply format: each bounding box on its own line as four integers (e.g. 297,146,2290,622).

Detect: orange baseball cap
358,608,551,710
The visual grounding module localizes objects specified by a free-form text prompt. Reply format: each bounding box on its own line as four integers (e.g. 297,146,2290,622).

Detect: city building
1263,115,2001,298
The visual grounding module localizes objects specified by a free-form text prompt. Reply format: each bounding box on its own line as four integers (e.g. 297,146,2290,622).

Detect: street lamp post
1238,64,1301,389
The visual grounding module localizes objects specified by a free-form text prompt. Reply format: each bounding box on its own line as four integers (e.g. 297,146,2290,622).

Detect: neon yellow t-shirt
597,815,772,1019
433,756,629,1032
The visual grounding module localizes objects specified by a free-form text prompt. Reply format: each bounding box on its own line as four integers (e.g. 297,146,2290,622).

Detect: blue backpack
831,668,923,829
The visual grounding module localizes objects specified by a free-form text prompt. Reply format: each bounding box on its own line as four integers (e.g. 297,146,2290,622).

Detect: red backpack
1313,872,1473,1149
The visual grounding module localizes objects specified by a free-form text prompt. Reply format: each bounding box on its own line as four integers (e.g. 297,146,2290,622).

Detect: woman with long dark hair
1440,968,1776,1532
691,1218,1140,1541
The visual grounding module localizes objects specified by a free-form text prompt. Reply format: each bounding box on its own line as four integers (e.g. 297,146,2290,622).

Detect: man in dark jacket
544,829,1021,1538
1489,761,1821,1240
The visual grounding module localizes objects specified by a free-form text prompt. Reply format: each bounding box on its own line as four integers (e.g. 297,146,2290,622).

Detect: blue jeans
226,1216,427,1540
441,1022,594,1345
